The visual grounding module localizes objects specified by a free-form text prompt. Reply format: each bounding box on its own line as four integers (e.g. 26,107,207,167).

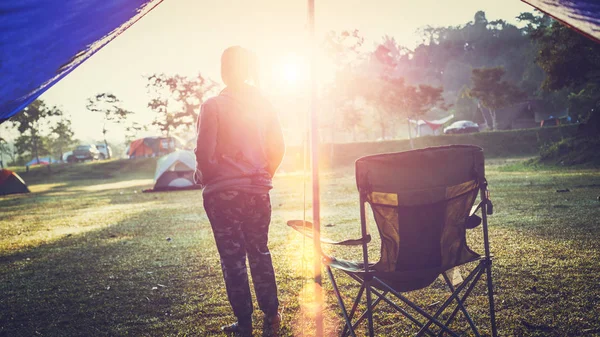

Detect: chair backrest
355,145,485,277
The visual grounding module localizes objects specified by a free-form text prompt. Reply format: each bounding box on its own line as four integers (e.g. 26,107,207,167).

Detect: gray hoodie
194,85,285,196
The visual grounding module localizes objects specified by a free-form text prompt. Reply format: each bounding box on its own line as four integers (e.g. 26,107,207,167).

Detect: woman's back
196,84,284,195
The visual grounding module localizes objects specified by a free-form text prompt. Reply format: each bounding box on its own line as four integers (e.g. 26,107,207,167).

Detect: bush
280,125,579,170
538,136,600,166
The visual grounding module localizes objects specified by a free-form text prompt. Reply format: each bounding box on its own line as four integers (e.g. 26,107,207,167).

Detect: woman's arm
194,99,219,184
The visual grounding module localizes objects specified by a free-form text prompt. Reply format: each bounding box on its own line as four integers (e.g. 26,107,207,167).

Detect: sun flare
277,53,308,87
282,62,300,84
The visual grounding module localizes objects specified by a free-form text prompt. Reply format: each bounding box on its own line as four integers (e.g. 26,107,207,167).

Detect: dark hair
221,46,259,87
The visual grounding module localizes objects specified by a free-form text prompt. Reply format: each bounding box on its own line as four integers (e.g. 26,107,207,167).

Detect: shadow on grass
0,206,234,337
0,181,305,337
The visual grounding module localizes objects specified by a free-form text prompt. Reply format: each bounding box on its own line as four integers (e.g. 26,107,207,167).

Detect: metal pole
308,0,323,336
480,186,498,337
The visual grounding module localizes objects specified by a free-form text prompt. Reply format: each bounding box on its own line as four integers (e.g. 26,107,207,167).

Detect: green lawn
1,158,599,336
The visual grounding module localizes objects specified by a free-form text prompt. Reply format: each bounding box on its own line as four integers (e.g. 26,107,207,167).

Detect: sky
35,0,534,144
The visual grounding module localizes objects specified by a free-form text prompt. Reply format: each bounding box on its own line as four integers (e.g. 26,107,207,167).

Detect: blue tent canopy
0,0,162,123
522,0,600,42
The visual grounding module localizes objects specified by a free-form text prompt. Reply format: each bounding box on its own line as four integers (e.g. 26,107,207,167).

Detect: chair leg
441,266,485,335
369,287,437,337
485,258,498,337
342,283,366,337
344,273,393,336
372,277,462,337
365,277,375,337
326,266,358,337
331,261,496,337
411,263,484,337
442,268,483,337
345,273,436,336
339,272,376,337
344,289,386,337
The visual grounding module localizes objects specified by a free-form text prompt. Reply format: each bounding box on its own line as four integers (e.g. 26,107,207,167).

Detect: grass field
1,156,600,336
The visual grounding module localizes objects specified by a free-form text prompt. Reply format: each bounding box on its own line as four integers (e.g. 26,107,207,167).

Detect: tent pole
308,0,323,336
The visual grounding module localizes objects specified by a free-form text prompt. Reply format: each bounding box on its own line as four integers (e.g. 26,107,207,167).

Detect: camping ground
1,155,599,336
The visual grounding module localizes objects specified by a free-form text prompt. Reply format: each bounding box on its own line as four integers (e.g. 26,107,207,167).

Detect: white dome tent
145,150,201,192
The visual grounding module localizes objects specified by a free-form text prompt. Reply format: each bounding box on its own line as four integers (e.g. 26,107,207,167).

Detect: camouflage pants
204,190,279,321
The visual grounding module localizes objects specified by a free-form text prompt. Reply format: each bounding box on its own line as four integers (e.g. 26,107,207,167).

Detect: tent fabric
154,150,196,181
127,136,185,158
522,0,600,42
0,169,30,196
128,139,155,158
408,115,454,137
0,169,12,185
25,157,55,166
0,0,163,123
144,150,201,192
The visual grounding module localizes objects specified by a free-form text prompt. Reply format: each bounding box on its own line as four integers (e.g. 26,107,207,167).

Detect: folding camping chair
288,145,497,337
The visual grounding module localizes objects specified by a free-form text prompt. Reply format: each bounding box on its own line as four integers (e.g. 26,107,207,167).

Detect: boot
262,312,281,337
221,320,252,337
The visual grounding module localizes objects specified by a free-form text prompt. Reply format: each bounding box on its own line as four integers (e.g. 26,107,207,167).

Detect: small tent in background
25,157,54,166
127,136,185,158
408,114,454,137
0,169,30,196
144,150,201,192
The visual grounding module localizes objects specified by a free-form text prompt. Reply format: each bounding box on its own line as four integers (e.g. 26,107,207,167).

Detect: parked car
63,151,74,163
95,143,113,160
72,144,100,162
443,120,480,134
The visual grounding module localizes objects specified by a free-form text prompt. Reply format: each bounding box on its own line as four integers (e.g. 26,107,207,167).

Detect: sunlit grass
78,179,154,192
0,159,599,336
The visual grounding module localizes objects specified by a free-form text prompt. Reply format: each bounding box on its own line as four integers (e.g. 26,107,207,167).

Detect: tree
382,10,544,99
320,31,366,145
454,86,481,122
363,76,446,141
402,84,446,147
124,121,147,143
339,102,363,142
468,67,525,130
86,93,132,159
14,134,52,163
0,141,17,167
0,137,8,168
519,12,600,126
323,29,365,68
360,76,405,140
49,119,75,162
404,84,446,118
146,73,216,137
11,99,62,163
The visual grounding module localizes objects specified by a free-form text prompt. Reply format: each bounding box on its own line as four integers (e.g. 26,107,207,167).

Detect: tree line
316,10,600,142
2,10,599,165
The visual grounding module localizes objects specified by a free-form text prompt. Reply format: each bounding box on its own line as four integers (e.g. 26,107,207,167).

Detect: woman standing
195,46,285,337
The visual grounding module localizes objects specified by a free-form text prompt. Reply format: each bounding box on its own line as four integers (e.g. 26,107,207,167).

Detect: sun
282,62,300,84
277,53,308,87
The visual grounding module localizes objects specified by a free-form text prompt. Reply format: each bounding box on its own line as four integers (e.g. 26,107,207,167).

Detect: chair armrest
287,220,371,246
